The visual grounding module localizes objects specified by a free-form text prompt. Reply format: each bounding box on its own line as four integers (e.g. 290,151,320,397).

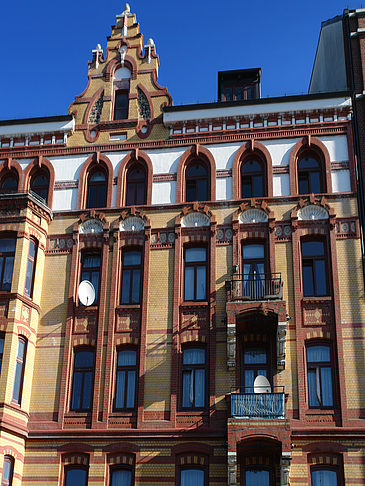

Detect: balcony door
243,346,269,393
242,243,266,298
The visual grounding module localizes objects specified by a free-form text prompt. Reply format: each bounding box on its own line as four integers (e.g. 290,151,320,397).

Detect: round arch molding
176,144,216,203
232,140,273,199
116,150,153,207
289,136,332,195
0,158,23,192
23,157,55,208
77,153,114,209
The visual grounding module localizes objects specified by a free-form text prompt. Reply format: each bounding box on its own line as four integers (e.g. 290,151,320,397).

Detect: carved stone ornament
277,321,287,371
120,216,145,231
227,323,236,369
228,452,237,486
280,452,291,486
79,218,104,234
181,212,210,228
298,204,329,221
239,208,268,224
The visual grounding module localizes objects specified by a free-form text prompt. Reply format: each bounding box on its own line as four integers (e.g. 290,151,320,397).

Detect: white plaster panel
49,154,89,180
262,139,300,166
331,170,351,193
104,152,129,176
273,174,290,197
148,148,185,174
17,158,34,171
317,135,349,161
152,181,176,204
216,177,232,200
204,143,241,170
53,188,77,211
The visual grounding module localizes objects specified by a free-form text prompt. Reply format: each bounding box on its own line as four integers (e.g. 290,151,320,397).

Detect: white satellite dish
254,375,271,394
78,280,96,306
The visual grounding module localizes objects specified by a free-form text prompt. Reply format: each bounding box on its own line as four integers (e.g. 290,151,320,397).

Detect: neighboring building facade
0,4,363,486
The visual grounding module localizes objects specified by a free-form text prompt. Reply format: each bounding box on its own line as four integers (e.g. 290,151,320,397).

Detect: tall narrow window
184,247,207,301
243,347,269,392
71,349,95,411
24,239,37,298
126,163,147,206
298,154,323,194
30,169,49,203
243,467,272,486
0,237,16,291
1,456,14,486
180,468,205,486
241,160,265,198
86,168,107,209
115,349,137,410
110,469,132,486
181,347,206,409
311,468,338,486
80,252,101,305
64,467,88,486
301,240,328,297
0,172,18,193
242,243,266,299
120,249,142,304
307,345,334,408
114,90,129,120
186,161,209,202
0,332,4,374
12,337,27,404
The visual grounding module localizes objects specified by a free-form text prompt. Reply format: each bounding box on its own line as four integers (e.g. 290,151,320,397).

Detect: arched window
126,163,147,206
64,466,88,486
30,169,49,203
298,153,324,194
241,159,265,198
1,456,14,486
0,171,18,193
185,161,209,202
12,336,27,405
86,167,107,209
24,238,37,298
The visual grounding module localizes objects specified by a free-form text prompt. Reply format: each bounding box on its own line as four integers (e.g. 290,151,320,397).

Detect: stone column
280,451,292,486
228,451,237,486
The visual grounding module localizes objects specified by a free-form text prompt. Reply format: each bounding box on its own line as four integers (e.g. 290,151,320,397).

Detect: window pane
17,339,26,359
65,468,87,486
243,160,262,173
308,369,320,407
252,175,263,197
71,371,82,410
181,469,204,486
183,348,205,365
89,171,106,182
310,171,321,193
121,270,131,304
245,469,270,486
299,157,319,169
307,346,330,362
2,458,11,481
194,369,205,407
302,241,324,257
131,270,141,303
185,248,206,263
0,336,4,355
244,348,267,364
196,179,208,201
12,361,23,402
303,264,314,296
186,181,196,202
75,351,94,368
2,256,14,291
24,259,34,296
82,371,93,409
115,371,126,409
83,255,101,268
118,350,137,366
321,367,333,406
244,369,255,390
314,260,327,295
111,469,131,486
187,163,207,177
124,251,141,266
299,175,309,195
184,267,194,301
182,370,192,407
196,266,206,300
126,370,136,408
242,244,265,259
311,469,338,486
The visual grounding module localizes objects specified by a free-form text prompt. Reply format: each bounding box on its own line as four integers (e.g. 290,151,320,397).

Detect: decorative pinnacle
124,3,130,12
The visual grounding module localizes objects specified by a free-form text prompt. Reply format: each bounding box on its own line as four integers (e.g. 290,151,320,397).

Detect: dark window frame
30,168,49,203
114,90,129,120
0,171,18,193
24,238,37,298
12,336,27,405
242,342,272,392
0,332,4,375
86,166,108,209
120,248,143,305
185,160,209,202
242,465,274,486
125,162,147,206
306,342,335,409
301,238,330,297
183,246,208,302
310,465,341,486
1,456,14,486
240,158,266,198
70,348,95,412
222,84,256,102
179,465,207,486
109,465,134,486
180,345,207,411
114,347,138,411
0,236,16,292
80,251,101,306
298,152,325,195
64,465,89,486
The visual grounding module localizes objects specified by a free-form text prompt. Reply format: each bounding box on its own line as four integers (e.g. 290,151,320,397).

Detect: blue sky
0,0,359,120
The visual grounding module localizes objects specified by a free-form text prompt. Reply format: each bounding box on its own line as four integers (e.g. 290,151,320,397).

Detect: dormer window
114,91,129,120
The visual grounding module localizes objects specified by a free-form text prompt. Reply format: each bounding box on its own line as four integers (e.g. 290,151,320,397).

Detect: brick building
0,4,364,486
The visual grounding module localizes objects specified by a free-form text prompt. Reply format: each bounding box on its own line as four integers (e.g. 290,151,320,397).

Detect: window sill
75,305,99,312
177,410,208,415
302,296,332,303
116,304,141,310
180,301,209,308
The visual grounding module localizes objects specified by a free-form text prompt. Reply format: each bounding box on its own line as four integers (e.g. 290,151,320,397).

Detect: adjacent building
0,4,363,486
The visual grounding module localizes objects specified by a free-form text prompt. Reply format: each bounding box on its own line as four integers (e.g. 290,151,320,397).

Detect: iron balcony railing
226,273,282,301
231,387,285,419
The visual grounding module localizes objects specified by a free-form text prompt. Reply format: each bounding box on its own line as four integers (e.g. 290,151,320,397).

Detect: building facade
0,4,363,486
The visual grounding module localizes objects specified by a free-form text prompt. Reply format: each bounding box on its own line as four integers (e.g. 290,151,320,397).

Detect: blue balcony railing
226,273,282,302
231,389,285,419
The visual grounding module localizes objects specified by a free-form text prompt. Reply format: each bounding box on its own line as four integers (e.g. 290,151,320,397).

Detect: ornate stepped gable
68,3,172,146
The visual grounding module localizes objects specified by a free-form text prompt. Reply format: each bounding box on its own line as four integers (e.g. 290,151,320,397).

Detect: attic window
114,91,129,120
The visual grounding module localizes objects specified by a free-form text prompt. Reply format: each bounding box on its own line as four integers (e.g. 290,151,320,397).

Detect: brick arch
23,157,55,208
106,55,137,81
77,153,114,209
172,443,213,456
176,145,216,203
289,136,332,195
0,159,22,191
232,140,273,199
116,150,153,207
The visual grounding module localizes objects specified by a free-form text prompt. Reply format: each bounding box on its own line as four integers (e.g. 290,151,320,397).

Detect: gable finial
92,43,103,69
144,38,155,64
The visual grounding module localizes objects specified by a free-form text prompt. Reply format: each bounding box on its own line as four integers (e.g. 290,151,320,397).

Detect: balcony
226,273,282,302
230,387,285,419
